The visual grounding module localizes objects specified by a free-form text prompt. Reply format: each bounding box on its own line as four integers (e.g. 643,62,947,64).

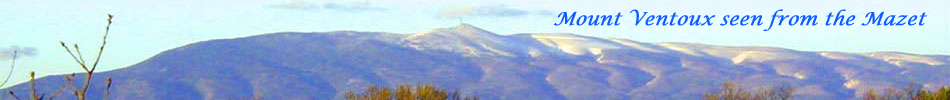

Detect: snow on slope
864,52,947,66
529,33,620,55
403,24,517,57
403,24,946,69
10,24,945,100
400,24,949,97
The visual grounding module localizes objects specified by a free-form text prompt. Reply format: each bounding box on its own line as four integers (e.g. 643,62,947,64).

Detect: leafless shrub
345,84,478,100
862,83,950,100
1,50,17,100
0,50,17,88
703,82,794,100
6,13,116,100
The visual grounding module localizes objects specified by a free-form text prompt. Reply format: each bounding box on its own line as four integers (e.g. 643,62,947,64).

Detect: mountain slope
3,24,949,100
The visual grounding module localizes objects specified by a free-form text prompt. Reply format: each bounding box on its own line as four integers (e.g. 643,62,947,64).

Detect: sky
0,0,948,88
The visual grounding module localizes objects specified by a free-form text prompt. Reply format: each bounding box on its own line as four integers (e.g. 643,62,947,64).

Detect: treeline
345,84,478,100
862,84,950,100
703,82,950,100
702,82,794,100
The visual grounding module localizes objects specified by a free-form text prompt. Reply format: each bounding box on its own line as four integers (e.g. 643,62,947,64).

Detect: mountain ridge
2,24,948,100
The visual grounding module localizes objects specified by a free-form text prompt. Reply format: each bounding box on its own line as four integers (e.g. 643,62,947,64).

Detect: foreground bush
345,84,478,100
5,14,115,100
862,84,950,100
703,82,794,100
703,82,950,100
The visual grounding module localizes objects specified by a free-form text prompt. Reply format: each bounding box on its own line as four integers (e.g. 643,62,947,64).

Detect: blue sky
0,0,948,88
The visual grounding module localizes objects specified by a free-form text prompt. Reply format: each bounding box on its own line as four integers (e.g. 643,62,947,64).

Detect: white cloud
0,46,36,60
268,1,386,12
436,5,552,18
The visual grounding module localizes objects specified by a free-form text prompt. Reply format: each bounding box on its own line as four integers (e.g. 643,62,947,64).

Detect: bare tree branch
60,42,90,72
0,50,17,88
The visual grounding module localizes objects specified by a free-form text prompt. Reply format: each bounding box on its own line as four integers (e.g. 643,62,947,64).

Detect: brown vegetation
862,84,950,100
703,82,950,100
703,82,794,100
345,84,479,100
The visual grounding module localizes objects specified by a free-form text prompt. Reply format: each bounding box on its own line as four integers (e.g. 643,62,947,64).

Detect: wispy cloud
268,1,387,12
436,5,552,18
0,46,36,60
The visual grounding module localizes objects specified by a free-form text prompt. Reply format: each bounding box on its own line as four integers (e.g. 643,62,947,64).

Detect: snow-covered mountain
3,24,948,100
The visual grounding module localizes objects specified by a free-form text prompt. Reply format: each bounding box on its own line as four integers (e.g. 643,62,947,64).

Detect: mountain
3,24,949,100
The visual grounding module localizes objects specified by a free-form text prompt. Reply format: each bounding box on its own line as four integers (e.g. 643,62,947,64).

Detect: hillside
3,24,949,100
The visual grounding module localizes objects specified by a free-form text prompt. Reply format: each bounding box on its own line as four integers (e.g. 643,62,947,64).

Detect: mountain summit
3,24,949,100
405,23,518,57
